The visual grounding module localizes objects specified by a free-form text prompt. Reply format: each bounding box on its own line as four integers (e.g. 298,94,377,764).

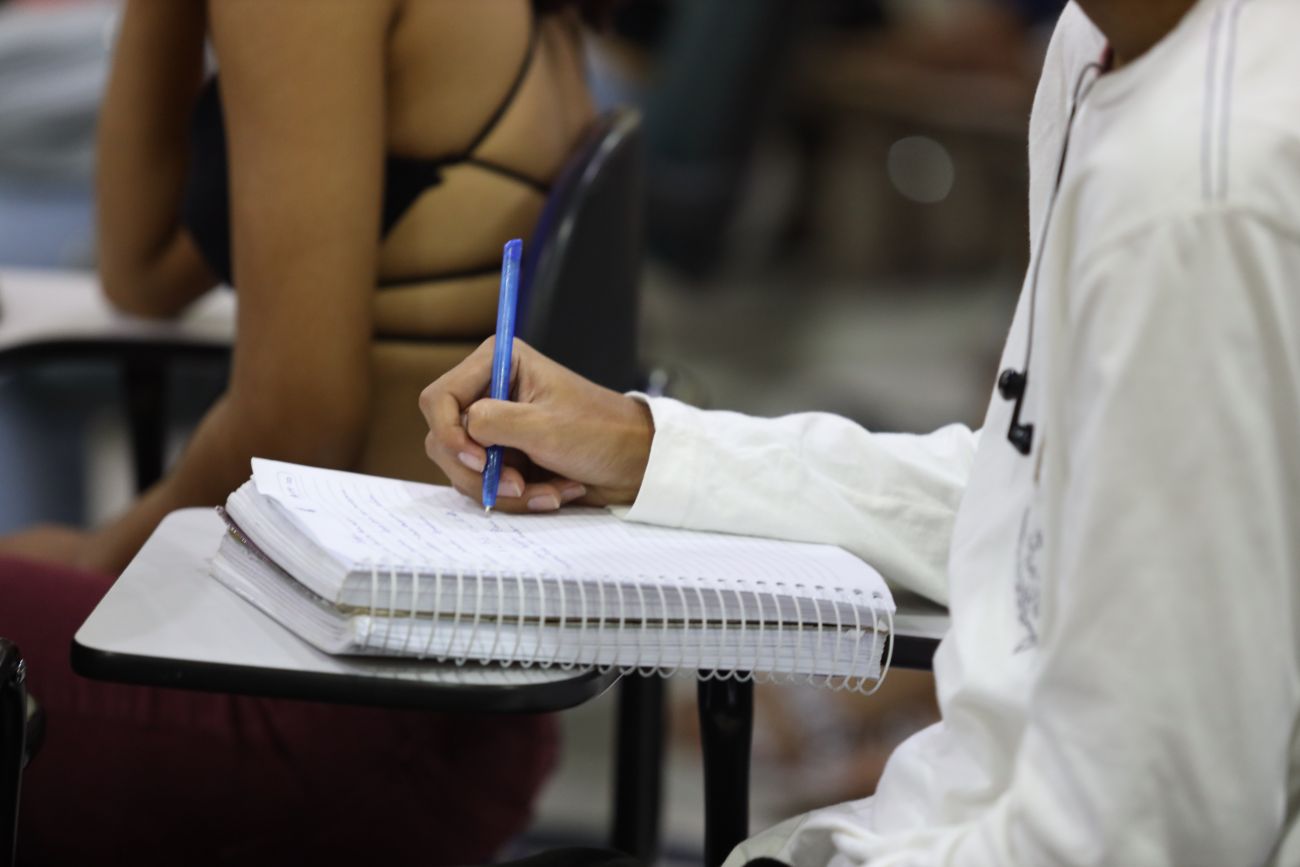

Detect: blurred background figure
0,0,1065,862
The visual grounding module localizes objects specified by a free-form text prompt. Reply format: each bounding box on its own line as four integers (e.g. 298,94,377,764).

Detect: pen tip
484,506,493,515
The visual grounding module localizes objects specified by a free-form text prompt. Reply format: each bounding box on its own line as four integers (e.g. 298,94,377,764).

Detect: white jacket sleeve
621,399,979,605
826,211,1300,866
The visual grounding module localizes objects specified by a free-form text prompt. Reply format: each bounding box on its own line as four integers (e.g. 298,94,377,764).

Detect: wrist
598,394,654,507
621,397,654,499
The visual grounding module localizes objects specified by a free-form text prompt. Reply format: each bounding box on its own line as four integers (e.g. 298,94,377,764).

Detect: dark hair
532,0,622,28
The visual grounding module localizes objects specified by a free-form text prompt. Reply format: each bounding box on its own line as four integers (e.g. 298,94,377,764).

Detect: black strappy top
181,11,547,288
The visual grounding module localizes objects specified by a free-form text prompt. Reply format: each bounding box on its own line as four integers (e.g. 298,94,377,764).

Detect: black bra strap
380,9,547,236
464,12,541,155
377,261,501,289
462,156,549,194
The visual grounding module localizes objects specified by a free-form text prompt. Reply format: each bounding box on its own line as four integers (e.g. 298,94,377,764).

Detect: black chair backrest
519,108,644,393
1,638,26,867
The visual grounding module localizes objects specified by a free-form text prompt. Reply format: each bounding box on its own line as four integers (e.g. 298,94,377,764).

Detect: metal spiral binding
356,562,894,694
457,567,484,667
836,587,864,693
768,581,784,685
784,585,800,686
732,583,755,685
362,559,378,652
444,569,464,661
653,580,672,676
807,590,824,688
594,579,607,671
550,571,568,669
483,570,506,664
532,571,548,668
670,580,692,679
382,563,399,651
633,582,653,677
401,567,419,657
690,582,712,680
712,584,735,682
611,580,627,674
510,571,526,665
419,567,444,660
866,593,894,696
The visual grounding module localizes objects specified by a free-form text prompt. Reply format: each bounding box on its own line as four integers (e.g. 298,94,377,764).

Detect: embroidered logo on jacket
1014,507,1044,653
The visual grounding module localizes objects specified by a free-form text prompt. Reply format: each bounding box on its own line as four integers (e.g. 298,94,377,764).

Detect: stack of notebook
211,459,896,691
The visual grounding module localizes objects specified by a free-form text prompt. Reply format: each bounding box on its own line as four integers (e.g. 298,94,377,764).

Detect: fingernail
527,494,560,512
500,479,523,498
560,484,587,503
458,451,485,472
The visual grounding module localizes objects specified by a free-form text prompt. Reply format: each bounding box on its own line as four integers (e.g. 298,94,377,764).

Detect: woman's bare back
374,0,594,338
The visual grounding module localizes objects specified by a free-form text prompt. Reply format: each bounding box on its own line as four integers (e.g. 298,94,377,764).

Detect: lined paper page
251,459,890,603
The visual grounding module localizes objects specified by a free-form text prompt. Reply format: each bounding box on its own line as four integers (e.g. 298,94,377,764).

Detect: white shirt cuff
609,394,704,527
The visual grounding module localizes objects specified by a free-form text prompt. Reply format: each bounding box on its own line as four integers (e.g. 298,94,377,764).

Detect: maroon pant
0,557,559,866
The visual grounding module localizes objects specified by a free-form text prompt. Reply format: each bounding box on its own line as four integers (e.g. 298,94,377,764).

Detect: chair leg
609,674,664,862
122,359,168,494
22,697,43,770
1,639,28,867
698,677,753,867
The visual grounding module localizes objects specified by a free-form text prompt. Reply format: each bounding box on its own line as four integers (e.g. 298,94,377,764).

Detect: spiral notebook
210,459,896,691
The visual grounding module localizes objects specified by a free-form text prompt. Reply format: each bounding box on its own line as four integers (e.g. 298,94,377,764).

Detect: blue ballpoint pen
482,238,523,513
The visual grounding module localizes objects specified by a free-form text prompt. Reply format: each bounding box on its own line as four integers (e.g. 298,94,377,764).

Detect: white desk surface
0,267,234,350
74,509,616,707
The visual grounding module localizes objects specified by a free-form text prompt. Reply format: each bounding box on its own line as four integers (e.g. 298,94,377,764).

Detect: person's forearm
88,397,239,574
88,393,366,575
96,0,213,316
624,397,980,605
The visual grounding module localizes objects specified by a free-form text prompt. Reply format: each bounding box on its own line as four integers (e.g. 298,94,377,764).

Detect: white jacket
625,2,1300,864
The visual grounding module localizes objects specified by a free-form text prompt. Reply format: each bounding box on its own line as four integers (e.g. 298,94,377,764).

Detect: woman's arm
96,0,216,316
87,0,398,573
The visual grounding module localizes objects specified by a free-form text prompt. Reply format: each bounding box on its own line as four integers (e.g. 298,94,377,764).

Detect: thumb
463,398,556,456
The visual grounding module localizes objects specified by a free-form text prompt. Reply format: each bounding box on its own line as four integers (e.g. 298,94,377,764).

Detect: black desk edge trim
70,639,618,714
0,340,230,370
889,633,941,672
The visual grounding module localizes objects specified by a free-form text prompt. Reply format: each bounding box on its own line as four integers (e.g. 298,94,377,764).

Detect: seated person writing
421,1,1300,863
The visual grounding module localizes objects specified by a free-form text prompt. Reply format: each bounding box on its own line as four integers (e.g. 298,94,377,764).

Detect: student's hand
420,338,654,513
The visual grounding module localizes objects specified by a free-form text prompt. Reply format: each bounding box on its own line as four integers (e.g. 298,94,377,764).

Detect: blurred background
0,0,1062,862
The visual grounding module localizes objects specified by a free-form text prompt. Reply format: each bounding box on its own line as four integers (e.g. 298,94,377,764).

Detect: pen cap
489,239,524,405
496,239,523,329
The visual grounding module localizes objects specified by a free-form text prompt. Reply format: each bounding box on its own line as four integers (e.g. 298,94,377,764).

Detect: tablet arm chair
520,108,642,395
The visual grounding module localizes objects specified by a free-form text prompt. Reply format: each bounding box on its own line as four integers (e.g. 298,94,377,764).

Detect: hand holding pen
419,335,654,514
